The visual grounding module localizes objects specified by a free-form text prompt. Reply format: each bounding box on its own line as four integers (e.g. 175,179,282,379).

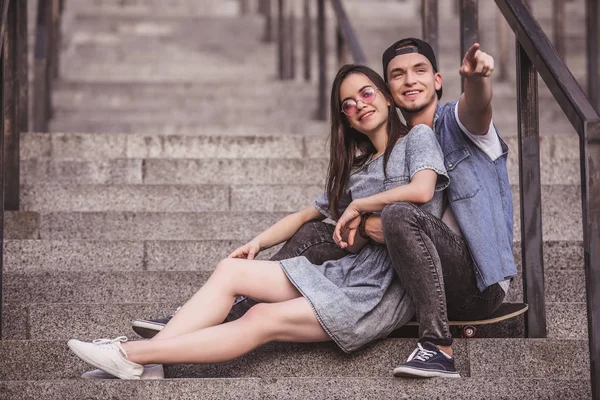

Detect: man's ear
434,72,442,91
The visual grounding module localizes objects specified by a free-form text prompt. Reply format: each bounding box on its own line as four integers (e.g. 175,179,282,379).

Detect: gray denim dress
279,124,449,353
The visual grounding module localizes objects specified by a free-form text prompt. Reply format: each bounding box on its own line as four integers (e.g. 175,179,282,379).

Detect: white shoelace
92,336,128,346
406,343,437,362
91,336,129,357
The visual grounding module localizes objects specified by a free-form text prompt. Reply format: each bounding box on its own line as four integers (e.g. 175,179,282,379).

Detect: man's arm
457,43,494,135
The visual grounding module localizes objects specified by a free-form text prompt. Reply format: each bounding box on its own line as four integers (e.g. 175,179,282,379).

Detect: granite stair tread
0,269,587,307
0,338,589,381
0,301,587,341
3,239,582,273
0,377,590,400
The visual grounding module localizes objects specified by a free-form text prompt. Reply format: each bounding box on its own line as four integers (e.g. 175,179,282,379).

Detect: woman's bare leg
123,297,329,365
153,258,301,340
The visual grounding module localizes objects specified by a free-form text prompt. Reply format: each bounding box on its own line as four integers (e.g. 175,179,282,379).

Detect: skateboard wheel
462,326,477,338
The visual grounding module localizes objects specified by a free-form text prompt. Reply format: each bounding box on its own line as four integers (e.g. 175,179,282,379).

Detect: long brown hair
326,64,409,219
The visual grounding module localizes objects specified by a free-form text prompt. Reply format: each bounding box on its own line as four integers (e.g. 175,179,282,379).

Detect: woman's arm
255,206,326,249
354,169,438,212
334,169,438,248
229,206,325,259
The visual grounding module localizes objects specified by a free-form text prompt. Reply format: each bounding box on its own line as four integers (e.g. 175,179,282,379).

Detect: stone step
18,183,581,215
58,63,282,84
0,266,584,306
2,239,282,274
64,0,239,18
21,133,321,160
17,151,580,188
3,239,582,274
50,83,576,116
0,377,590,400
19,159,328,185
18,184,322,212
48,119,330,136
4,181,584,240
19,184,235,212
20,132,579,162
0,301,586,341
47,115,577,138
4,211,288,240
51,106,318,126
52,81,318,111
0,338,588,381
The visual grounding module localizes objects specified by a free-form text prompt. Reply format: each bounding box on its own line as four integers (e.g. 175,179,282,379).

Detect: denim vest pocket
444,147,482,201
383,176,410,191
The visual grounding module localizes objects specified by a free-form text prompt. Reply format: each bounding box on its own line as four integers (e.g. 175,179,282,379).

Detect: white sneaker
81,364,164,380
68,336,144,380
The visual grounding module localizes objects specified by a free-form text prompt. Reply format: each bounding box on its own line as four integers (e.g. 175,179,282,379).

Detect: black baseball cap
382,38,442,99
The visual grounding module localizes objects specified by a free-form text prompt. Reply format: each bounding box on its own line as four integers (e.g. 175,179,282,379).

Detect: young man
128,38,515,379
370,37,516,377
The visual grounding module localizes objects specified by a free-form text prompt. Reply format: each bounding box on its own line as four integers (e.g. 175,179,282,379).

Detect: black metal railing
427,0,599,394
271,0,366,121
0,0,28,339
33,0,63,133
494,0,599,396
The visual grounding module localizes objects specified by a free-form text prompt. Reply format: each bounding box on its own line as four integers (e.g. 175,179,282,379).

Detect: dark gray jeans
227,203,505,346
380,202,505,346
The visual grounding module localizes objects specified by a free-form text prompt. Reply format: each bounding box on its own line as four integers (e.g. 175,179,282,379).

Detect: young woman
68,64,449,379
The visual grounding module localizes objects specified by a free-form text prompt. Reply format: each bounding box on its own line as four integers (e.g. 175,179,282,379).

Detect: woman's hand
333,202,361,249
228,238,262,260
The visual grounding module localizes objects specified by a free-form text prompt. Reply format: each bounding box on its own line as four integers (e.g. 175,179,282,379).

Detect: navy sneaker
131,296,258,338
393,342,461,378
131,307,180,339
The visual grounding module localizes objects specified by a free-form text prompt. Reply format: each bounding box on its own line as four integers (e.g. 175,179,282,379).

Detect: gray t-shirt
314,123,449,220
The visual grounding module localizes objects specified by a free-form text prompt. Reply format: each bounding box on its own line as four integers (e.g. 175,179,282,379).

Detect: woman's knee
213,257,237,276
211,258,250,288
381,201,419,236
239,303,282,340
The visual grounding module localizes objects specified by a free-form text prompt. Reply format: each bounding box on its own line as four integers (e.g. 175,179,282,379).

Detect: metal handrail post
421,0,438,56
587,0,599,111
277,0,287,80
4,0,18,211
0,0,6,341
50,0,61,79
553,0,565,60
316,0,326,121
497,10,509,81
516,41,547,339
302,0,311,81
459,0,479,91
17,0,26,133
582,118,600,400
262,0,273,43
336,24,347,68
33,0,50,132
289,3,296,80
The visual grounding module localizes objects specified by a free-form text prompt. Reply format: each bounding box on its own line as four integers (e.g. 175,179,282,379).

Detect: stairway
1,0,590,398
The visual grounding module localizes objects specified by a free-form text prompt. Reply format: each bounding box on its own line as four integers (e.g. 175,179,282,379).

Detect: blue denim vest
434,102,517,291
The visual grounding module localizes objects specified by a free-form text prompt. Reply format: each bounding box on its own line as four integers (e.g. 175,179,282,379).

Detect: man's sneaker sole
393,365,461,378
131,320,165,339
67,339,141,380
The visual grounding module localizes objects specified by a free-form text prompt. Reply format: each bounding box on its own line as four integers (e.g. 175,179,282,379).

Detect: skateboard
406,303,529,338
